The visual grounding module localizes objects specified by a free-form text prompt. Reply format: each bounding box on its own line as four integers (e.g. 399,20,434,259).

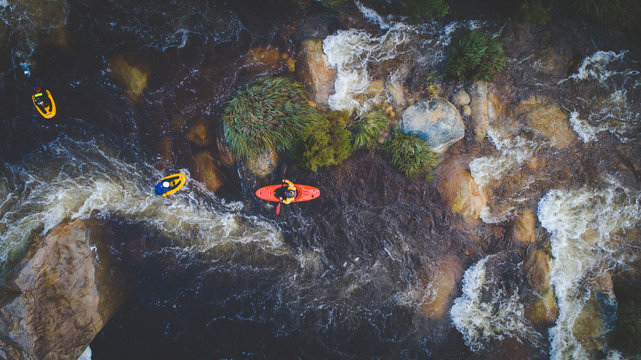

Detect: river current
1,0,640,359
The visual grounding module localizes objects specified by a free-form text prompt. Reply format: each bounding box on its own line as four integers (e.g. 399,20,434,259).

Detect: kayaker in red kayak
278,179,297,204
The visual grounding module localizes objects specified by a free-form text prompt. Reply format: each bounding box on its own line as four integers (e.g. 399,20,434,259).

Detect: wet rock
110,55,150,102
244,46,284,74
524,250,550,292
461,105,472,117
191,152,224,192
518,95,577,149
295,38,337,111
532,47,573,78
417,256,463,319
216,136,236,166
572,271,617,354
386,83,406,110
437,159,488,222
469,83,489,142
526,288,558,325
367,79,385,98
0,219,127,360
400,98,465,154
513,209,536,244
245,150,278,178
187,118,212,147
42,26,71,49
451,90,471,106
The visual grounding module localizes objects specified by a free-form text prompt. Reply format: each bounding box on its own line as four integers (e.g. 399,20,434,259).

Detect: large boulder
417,256,463,319
400,98,465,154
191,151,224,192
518,95,577,149
0,219,127,360
296,39,337,110
437,159,488,222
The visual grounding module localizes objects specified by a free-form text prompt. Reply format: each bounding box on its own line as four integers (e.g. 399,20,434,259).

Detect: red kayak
255,183,320,203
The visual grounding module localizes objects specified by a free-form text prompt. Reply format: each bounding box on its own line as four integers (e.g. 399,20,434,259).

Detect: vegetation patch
515,0,551,25
383,131,441,178
222,77,319,159
295,111,353,172
404,0,450,23
350,110,389,150
446,30,505,82
563,0,641,32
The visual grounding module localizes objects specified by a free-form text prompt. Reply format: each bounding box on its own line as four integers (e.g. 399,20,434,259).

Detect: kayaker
279,179,297,204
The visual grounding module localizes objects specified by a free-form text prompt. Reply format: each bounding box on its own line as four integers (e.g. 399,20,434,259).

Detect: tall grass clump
564,0,641,32
446,30,505,82
405,0,449,23
351,110,389,149
515,0,551,25
383,131,441,178
222,77,319,158
296,111,352,172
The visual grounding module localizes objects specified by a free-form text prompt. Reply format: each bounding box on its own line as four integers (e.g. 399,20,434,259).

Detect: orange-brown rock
187,118,212,147
513,209,536,244
295,38,337,110
518,95,577,149
437,159,488,222
526,288,558,325
191,151,224,192
110,54,150,102
469,83,489,142
524,250,550,292
0,219,127,360
244,46,283,74
417,256,463,319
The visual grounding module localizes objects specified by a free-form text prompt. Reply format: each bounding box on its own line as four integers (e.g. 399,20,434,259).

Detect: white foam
538,180,641,359
77,346,92,360
569,111,600,143
566,51,628,83
450,255,542,352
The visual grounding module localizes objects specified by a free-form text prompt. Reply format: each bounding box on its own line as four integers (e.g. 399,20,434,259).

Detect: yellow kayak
154,173,187,197
32,89,56,119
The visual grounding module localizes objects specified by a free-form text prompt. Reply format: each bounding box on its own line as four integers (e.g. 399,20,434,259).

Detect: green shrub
564,0,641,32
405,0,450,23
446,30,505,82
515,0,551,25
297,111,353,172
383,131,441,178
222,77,319,158
351,110,389,149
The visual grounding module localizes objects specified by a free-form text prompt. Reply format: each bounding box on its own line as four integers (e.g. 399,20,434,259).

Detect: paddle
275,166,288,215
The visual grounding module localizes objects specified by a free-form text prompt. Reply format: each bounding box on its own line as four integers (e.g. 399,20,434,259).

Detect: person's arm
284,179,296,191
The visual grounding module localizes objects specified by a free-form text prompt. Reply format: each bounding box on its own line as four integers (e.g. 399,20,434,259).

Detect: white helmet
162,181,170,188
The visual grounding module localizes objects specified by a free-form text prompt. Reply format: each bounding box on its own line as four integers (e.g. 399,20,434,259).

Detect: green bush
383,131,441,178
564,0,641,32
297,111,353,172
222,77,319,159
405,0,450,23
515,0,551,25
446,30,505,82
351,110,389,149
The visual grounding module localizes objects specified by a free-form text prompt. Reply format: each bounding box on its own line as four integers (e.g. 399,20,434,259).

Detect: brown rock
110,54,150,102
524,250,550,292
187,118,212,147
513,209,536,244
295,38,337,111
469,83,489,142
451,90,471,106
244,46,283,74
191,152,224,192
386,83,406,110
518,95,577,149
0,220,127,360
437,159,488,222
526,288,558,325
461,105,472,117
216,137,236,166
417,256,463,319
367,80,385,98
245,150,278,178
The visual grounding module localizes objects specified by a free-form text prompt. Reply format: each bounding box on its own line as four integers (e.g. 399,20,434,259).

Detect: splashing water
0,136,287,275
450,254,543,353
538,179,641,359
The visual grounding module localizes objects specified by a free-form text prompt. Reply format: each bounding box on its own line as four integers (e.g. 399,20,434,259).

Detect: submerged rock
437,159,487,222
400,98,465,154
110,54,150,102
524,250,550,293
187,118,212,147
518,95,577,149
417,256,463,319
526,288,559,325
296,38,336,111
191,151,224,192
513,209,536,244
244,46,284,75
0,220,127,360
